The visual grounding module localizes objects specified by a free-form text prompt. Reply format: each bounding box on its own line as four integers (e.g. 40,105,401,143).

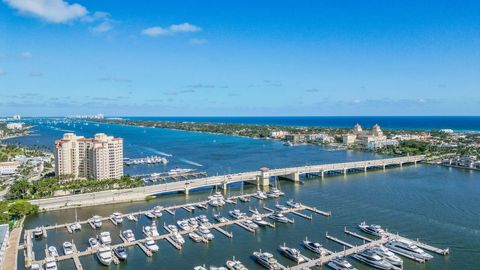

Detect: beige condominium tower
54,133,124,180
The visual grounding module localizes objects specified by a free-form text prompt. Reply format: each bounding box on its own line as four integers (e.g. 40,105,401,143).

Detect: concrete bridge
31,155,424,210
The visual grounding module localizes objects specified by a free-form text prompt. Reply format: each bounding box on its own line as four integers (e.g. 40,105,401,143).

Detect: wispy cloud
19,51,32,59
97,76,131,83
248,80,282,88
141,23,202,37
86,12,115,34
185,83,215,89
90,21,113,33
189,38,208,45
29,71,43,77
0,69,5,76
3,0,88,23
305,88,321,93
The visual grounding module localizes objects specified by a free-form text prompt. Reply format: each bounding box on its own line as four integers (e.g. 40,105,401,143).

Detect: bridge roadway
31,155,424,210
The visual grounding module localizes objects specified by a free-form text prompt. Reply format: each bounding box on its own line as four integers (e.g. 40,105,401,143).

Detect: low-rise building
342,134,357,145
305,133,334,143
285,134,305,143
0,161,20,175
6,123,23,130
269,131,288,139
367,139,399,149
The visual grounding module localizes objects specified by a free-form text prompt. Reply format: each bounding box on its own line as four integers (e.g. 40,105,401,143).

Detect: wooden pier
344,227,373,242
325,232,354,248
213,226,233,238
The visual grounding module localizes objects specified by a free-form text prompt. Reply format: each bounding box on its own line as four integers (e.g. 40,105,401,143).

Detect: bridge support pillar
279,172,300,183
364,166,367,172
382,163,386,170
400,162,403,168
256,169,270,187
222,182,228,191
320,170,325,178
184,187,189,195
343,168,347,175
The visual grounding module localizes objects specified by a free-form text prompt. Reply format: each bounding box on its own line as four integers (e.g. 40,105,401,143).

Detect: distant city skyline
0,0,479,116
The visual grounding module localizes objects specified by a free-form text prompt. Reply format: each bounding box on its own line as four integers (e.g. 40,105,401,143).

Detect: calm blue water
5,118,480,270
125,116,480,131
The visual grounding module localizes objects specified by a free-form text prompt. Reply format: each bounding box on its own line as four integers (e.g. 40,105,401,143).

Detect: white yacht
177,219,192,231
171,232,185,245
144,237,159,252
254,190,268,200
69,222,81,232
197,225,215,241
209,199,223,207
253,251,282,269
358,222,385,237
303,239,331,256
385,239,434,261
194,266,207,270
239,196,250,203
92,215,102,228
279,246,306,263
168,168,194,175
241,219,259,230
188,218,199,229
30,263,40,270
99,232,112,245
327,257,357,270
88,238,99,249
127,214,138,222
145,211,156,219
96,246,113,266
226,259,248,270
269,212,289,223
286,199,301,208
153,206,163,218
189,232,204,243
197,202,208,209
270,187,285,196
352,249,394,269
275,203,288,211
110,212,123,224
122,229,136,242
44,257,57,270
213,214,229,223
167,224,179,233
228,209,246,219
372,245,403,267
196,215,209,224
253,216,269,227
48,246,58,257
62,242,73,255
143,221,159,237
33,227,43,238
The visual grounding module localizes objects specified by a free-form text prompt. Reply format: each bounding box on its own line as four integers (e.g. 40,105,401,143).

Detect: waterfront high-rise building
54,133,123,180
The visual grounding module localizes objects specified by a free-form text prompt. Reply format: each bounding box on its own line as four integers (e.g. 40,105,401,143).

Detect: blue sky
0,0,479,116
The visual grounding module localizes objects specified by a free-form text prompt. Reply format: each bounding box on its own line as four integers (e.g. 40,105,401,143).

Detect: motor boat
270,187,285,196
209,267,227,270
269,212,289,223
145,212,156,219
352,249,394,269
358,222,385,237
254,190,268,200
213,214,229,223
189,232,204,243
122,229,136,242
275,203,288,211
127,214,138,222
194,266,207,270
92,215,102,228
209,199,223,207
48,246,58,257
286,199,301,208
62,242,73,255
111,212,123,224
327,257,357,270
171,232,185,245
167,224,179,233
197,202,208,209
253,251,282,269
224,197,236,204
168,168,194,175
197,225,215,241
113,246,128,261
177,219,191,231
279,246,307,263
99,232,112,245
43,257,57,270
153,206,163,217
229,209,246,219
250,208,261,215
302,239,330,255
30,263,40,270
33,227,43,238
372,245,403,267
253,216,269,227
266,190,279,198
196,215,209,224
88,238,99,249
241,220,258,230
143,221,159,237
385,239,434,261
239,196,250,203
144,237,159,252
96,246,113,266
188,218,199,229
226,259,248,270
69,222,81,232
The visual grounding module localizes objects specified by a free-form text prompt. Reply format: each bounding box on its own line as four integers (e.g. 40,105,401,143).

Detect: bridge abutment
279,172,300,183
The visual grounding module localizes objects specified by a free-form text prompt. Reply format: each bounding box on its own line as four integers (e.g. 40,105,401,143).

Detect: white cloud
90,21,113,33
19,51,32,58
189,38,208,45
141,23,202,37
3,0,88,23
0,69,6,76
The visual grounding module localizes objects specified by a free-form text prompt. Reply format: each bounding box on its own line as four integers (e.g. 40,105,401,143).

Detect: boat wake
179,158,203,167
142,147,173,157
